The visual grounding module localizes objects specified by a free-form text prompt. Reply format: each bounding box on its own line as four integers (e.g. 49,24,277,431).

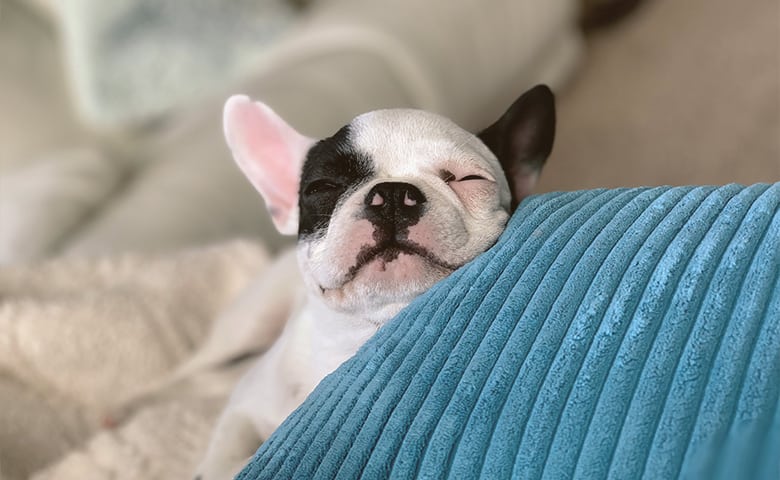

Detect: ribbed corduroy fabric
238,184,780,480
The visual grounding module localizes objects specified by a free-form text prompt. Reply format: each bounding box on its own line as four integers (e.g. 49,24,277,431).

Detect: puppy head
224,85,555,323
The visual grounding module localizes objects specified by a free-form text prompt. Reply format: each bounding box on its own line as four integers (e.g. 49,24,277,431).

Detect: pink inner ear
224,96,315,235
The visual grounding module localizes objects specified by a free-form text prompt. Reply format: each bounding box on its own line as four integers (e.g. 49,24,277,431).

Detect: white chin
356,252,434,283
320,253,451,318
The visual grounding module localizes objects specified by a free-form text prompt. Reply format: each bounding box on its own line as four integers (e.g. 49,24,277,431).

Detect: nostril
369,192,384,206
402,185,426,207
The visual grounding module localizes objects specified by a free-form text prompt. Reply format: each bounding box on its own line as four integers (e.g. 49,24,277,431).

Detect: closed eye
459,174,487,181
303,180,341,195
440,169,493,185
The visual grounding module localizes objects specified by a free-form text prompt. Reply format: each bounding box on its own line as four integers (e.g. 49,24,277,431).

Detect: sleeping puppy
196,84,556,479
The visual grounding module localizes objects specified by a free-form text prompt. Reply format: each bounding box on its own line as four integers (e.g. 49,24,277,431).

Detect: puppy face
224,85,555,322
297,110,513,319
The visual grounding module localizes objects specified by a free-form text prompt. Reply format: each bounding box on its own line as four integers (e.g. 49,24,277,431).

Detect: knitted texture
239,184,780,480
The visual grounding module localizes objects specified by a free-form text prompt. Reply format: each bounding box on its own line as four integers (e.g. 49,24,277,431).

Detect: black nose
364,182,427,230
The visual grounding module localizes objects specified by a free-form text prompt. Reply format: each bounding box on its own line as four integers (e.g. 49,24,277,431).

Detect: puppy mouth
355,240,458,272
320,240,460,292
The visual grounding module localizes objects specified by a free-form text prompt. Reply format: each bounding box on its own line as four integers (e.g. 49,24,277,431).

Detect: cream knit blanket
0,241,270,480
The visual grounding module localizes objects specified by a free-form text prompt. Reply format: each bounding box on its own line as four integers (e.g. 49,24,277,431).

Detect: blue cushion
238,184,780,480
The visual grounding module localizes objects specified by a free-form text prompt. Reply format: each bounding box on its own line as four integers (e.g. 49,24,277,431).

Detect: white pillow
0,149,121,263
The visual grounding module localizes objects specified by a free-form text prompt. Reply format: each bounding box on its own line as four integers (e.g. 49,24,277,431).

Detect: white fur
300,109,511,319
194,106,515,479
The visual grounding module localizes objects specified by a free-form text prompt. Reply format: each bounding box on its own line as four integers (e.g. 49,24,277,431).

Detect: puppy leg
194,408,262,480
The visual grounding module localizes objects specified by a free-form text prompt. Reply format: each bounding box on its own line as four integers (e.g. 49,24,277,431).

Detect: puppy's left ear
478,84,556,208
223,95,315,235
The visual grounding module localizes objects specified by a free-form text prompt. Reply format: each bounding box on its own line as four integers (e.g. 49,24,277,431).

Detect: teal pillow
238,184,780,479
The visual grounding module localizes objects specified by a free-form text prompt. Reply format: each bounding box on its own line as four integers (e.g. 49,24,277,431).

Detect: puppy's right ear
223,95,316,235
478,85,556,209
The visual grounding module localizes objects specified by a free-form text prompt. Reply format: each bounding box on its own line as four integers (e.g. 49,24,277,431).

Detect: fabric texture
0,148,122,263
239,184,780,480
18,0,581,132
57,0,297,128
0,241,269,480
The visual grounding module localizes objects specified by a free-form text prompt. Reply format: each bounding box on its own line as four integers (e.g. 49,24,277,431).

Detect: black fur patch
298,125,374,238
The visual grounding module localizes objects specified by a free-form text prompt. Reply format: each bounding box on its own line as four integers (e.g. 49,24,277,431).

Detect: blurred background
0,1,778,478
1,0,778,264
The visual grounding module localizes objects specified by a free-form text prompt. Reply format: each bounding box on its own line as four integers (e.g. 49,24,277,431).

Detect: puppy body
189,86,554,479
211,272,377,442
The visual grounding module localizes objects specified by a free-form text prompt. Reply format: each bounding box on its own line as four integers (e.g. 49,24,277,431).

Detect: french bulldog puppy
194,84,555,479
